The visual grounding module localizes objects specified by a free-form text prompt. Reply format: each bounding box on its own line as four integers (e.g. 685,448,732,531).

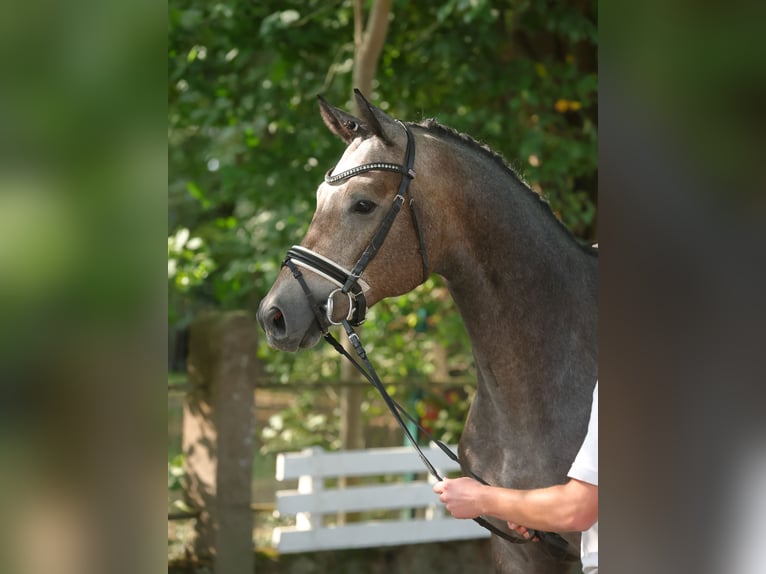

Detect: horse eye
351,199,376,214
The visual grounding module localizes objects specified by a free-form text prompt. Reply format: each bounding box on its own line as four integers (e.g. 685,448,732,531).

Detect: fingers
433,479,456,514
507,522,537,541
433,477,453,494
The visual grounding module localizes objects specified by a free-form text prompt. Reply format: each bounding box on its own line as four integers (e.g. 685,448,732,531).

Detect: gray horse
257,91,597,573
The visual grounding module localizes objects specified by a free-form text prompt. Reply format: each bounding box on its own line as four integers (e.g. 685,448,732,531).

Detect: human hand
507,521,539,542
432,477,486,519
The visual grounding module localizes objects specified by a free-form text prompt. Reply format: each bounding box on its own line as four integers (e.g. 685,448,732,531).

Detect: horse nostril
269,308,286,336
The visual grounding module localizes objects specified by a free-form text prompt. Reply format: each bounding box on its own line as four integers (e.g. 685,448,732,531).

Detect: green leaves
167,454,185,491
184,181,211,210
168,228,216,292
259,10,301,36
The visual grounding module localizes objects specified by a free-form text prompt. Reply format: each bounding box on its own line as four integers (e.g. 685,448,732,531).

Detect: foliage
168,0,598,441
413,384,475,446
259,391,342,454
168,453,185,492
259,380,476,454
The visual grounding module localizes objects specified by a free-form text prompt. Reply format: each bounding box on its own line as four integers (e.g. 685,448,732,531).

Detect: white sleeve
568,382,598,486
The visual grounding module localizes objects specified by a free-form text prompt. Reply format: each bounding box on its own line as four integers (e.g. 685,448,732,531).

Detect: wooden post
183,311,258,573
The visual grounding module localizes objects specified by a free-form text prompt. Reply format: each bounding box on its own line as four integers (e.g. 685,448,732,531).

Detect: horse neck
422,141,597,423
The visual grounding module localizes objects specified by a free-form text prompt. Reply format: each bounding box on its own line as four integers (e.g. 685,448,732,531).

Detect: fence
272,445,490,553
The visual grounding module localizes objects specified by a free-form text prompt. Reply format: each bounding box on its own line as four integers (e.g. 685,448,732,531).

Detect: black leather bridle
281,120,570,559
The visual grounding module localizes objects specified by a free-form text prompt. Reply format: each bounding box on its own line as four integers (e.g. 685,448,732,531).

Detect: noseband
282,120,428,327
279,119,571,559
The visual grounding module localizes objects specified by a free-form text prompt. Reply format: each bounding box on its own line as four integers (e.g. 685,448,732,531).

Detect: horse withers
257,91,597,573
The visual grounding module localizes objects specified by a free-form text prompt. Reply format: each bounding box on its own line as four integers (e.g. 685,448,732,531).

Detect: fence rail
273,445,489,553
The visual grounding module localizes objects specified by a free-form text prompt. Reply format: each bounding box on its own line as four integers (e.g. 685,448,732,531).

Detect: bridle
281,120,570,559
283,120,427,328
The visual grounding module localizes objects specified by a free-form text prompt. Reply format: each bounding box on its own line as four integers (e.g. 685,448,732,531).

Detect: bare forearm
479,480,597,532
434,476,597,532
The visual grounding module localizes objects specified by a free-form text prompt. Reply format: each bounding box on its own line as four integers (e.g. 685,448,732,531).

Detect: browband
324,162,409,185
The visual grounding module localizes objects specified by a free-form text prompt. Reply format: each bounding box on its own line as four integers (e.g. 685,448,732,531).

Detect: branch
354,0,364,51
352,0,392,110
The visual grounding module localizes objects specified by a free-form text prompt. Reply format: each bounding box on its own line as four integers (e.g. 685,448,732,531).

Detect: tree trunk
352,0,392,111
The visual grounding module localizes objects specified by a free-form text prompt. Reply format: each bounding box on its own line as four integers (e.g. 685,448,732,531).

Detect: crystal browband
324,162,410,185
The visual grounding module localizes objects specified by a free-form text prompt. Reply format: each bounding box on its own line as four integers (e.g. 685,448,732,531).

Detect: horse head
257,91,430,351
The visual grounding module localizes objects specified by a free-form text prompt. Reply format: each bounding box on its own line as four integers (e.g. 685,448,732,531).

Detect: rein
281,121,570,560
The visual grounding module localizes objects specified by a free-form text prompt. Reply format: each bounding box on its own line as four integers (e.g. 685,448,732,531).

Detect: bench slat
276,445,461,480
273,517,490,553
276,481,439,514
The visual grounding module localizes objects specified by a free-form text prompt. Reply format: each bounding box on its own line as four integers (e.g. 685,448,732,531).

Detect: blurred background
0,0,763,572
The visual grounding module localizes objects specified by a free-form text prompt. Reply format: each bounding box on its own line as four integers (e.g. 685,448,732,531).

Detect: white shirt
568,382,598,573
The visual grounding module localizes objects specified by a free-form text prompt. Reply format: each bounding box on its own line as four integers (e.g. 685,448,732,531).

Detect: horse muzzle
256,276,326,352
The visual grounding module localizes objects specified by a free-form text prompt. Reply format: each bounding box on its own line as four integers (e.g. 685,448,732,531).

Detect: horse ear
353,89,394,145
317,91,396,145
317,95,362,144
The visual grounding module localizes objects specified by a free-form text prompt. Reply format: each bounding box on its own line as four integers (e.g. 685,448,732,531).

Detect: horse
257,90,597,573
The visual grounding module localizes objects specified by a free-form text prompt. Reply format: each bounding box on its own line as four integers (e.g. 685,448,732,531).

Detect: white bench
272,445,490,553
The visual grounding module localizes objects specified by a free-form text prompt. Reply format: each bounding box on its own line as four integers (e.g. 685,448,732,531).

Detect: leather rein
281,120,570,559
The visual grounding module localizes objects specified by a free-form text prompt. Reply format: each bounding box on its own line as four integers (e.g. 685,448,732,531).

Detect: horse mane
412,118,597,256
415,117,529,186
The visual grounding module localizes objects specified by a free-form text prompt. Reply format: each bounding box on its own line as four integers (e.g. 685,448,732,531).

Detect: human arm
432,475,598,533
